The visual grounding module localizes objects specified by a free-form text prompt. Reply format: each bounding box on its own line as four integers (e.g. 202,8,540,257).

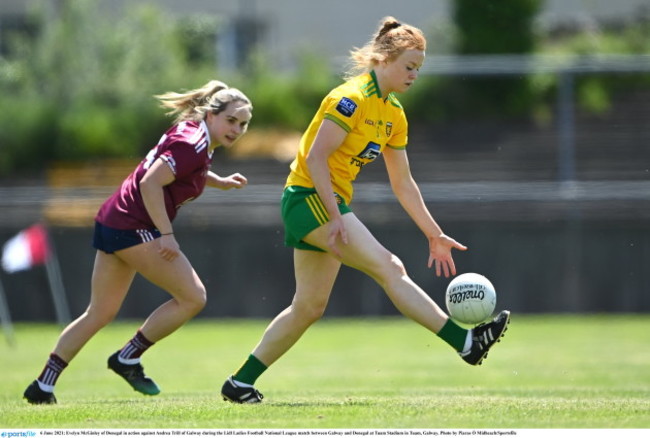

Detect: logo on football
445,273,497,324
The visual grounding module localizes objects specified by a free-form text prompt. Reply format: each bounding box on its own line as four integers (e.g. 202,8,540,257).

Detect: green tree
0,0,217,176
455,0,540,55
452,0,542,117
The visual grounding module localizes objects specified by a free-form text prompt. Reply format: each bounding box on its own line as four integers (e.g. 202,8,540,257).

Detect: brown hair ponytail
346,16,426,79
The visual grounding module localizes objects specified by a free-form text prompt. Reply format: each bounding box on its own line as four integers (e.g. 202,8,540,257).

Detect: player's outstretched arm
383,147,467,276
206,171,248,189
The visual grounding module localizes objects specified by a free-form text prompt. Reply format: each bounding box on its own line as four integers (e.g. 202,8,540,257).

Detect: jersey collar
200,119,214,157
369,70,383,99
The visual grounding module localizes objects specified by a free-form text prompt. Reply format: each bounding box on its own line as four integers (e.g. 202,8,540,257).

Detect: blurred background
1,0,649,323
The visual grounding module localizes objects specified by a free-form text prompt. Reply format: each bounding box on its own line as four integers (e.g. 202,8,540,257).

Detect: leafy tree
450,0,543,117
0,0,217,176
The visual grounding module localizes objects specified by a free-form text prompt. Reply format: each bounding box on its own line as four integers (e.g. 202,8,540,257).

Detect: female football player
221,17,510,403
24,80,253,404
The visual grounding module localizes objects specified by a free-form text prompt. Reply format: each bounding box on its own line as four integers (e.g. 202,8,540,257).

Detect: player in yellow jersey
286,69,408,209
222,17,511,403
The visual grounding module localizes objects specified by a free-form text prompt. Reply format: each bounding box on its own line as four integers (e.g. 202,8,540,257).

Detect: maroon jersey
96,120,212,230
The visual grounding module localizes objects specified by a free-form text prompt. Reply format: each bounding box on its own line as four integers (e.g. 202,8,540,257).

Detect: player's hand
220,173,248,189
427,234,467,278
327,216,348,258
158,234,181,261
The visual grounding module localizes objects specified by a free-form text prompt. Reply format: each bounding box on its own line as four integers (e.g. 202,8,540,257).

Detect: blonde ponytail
155,80,252,124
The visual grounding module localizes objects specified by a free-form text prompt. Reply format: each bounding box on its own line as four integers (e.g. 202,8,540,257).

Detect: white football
445,273,497,324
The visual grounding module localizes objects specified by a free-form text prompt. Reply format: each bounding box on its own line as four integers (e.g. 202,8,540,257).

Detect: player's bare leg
115,240,207,342
222,249,340,403
24,251,136,404
305,213,449,333
305,213,510,360
252,250,341,366
107,240,206,395
55,251,135,361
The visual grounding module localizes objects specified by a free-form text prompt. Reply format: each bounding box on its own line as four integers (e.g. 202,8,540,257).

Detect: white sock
37,380,55,393
461,330,473,353
118,356,141,366
233,379,254,388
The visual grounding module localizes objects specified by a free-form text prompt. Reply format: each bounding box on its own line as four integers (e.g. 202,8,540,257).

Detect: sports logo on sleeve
160,153,178,175
336,97,357,117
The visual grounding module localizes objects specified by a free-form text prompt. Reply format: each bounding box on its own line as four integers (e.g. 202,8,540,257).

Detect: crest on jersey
357,142,381,161
386,122,393,137
336,97,357,117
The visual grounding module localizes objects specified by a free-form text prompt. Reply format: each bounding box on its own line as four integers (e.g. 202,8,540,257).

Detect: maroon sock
37,353,68,389
118,330,155,361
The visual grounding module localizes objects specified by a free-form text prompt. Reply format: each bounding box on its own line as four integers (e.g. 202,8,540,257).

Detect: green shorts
281,185,352,252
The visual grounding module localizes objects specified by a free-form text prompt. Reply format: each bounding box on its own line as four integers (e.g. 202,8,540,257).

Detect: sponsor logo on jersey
357,142,381,161
351,142,381,167
336,97,357,117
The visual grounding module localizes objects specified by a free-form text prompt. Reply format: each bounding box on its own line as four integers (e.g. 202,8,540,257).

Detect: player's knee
86,307,119,328
389,254,407,275
192,287,208,312
375,253,407,284
181,285,207,315
293,298,327,324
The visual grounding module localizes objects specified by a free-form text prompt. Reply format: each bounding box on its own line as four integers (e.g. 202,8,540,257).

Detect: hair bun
377,19,402,40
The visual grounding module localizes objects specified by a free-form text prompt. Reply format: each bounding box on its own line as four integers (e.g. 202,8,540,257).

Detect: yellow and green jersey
285,70,408,204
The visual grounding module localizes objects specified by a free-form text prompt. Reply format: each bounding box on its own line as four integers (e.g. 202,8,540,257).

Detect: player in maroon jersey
24,80,253,404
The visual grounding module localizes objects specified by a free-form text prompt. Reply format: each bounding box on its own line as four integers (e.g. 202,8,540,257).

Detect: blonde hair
155,80,252,124
346,17,426,79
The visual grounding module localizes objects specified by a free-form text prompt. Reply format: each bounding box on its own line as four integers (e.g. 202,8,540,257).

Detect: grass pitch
1,315,649,429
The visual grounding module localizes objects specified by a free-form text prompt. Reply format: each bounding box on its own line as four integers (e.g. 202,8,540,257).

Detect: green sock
232,354,268,385
437,319,469,352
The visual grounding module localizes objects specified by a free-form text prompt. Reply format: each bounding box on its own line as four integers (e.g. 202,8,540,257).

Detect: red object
24,224,50,266
2,224,51,273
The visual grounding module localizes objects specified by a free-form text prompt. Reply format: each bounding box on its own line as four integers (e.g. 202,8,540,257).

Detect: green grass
1,315,649,428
